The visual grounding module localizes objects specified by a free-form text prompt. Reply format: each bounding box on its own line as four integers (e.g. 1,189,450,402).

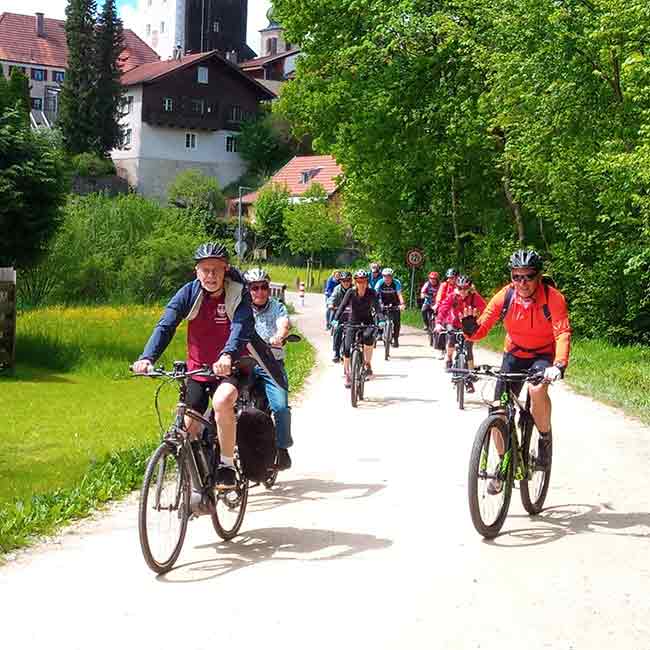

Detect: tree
283,183,344,260
95,0,125,154
167,169,225,233
252,183,291,256
7,68,30,126
0,109,68,269
59,0,99,154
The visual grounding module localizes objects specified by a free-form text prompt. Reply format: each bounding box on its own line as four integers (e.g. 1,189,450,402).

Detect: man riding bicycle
132,242,285,490
435,275,486,392
324,270,341,330
333,269,380,388
374,268,406,348
327,270,353,363
420,271,441,330
245,268,294,471
368,262,383,291
461,249,571,484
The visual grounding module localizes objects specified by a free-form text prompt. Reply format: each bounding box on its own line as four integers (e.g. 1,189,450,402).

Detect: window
266,38,278,55
185,133,197,150
124,96,134,114
163,97,173,112
225,135,239,153
31,68,46,81
123,128,132,147
31,97,43,110
160,21,165,33
197,66,208,84
213,21,221,33
191,99,205,114
146,24,151,36
53,70,65,83
300,171,311,184
229,105,243,123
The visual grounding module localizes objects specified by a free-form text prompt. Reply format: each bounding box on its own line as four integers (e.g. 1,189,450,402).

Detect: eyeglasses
250,284,269,292
511,273,538,283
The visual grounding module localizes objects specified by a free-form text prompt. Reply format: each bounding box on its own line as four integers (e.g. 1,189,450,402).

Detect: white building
136,0,187,62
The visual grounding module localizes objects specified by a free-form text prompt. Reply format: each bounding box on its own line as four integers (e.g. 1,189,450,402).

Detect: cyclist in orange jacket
461,249,571,479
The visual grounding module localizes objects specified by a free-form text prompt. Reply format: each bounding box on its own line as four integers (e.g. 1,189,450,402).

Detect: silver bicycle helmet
194,241,229,261
509,249,543,271
382,267,394,276
354,269,369,279
244,268,271,284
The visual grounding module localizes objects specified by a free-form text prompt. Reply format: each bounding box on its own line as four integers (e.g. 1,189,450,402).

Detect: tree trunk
450,174,461,254
502,160,525,244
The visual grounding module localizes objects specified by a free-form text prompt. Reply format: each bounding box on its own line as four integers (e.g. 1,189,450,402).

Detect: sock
220,454,234,467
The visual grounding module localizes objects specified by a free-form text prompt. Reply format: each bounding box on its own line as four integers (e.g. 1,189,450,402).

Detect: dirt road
1,291,649,649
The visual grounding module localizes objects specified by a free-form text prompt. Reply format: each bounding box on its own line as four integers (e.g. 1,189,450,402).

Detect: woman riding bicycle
333,269,380,388
435,275,486,391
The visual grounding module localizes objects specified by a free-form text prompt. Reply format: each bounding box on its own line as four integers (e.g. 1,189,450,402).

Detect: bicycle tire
520,417,552,515
468,416,513,539
138,442,190,574
384,320,392,360
212,469,249,540
350,348,362,407
454,352,468,410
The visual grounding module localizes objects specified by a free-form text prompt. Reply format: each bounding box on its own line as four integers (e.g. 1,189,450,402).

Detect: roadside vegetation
0,306,315,553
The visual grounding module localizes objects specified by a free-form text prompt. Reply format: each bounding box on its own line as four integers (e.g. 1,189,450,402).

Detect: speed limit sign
406,248,424,268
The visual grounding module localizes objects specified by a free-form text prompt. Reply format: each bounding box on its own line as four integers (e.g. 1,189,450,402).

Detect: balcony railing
143,109,222,131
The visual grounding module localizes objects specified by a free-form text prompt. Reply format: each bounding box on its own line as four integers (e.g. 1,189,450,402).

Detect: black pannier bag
236,407,276,482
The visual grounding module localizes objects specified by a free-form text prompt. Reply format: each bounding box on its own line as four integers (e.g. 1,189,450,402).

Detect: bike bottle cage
499,282,552,323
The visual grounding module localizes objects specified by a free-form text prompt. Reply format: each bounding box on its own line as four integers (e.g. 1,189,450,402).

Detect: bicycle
423,302,437,347
446,328,474,410
379,305,401,360
459,365,551,539
345,323,376,408
132,361,254,574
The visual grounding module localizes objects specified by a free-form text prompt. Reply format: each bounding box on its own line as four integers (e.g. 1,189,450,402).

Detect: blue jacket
325,276,339,297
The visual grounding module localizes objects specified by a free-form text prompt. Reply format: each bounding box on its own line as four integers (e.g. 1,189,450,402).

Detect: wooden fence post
0,267,17,370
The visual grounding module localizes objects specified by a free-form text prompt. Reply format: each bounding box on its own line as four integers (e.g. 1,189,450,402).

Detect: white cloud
1,0,68,19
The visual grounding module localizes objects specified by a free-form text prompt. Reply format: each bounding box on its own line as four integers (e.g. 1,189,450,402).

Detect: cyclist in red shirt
435,268,458,309
461,249,571,486
435,275,486,391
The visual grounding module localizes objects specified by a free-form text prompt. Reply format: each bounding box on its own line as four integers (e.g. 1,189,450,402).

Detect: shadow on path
486,503,650,547
159,527,393,583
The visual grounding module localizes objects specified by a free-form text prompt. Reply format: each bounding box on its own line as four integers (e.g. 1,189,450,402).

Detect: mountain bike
447,328,474,410
424,302,437,347
132,361,254,574
346,323,376,408
458,365,551,538
380,305,401,360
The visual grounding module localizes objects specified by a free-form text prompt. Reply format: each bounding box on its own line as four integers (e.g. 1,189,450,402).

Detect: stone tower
259,9,289,56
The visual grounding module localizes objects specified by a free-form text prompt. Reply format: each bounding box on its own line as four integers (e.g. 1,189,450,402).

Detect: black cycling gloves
461,315,479,336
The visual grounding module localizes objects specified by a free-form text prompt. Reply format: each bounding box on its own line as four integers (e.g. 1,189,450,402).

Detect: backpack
236,406,276,482
499,275,556,323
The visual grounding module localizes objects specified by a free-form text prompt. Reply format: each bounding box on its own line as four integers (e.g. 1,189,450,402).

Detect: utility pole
237,185,254,264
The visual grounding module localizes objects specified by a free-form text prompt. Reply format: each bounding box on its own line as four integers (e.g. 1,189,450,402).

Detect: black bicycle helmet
456,275,472,289
354,269,369,279
445,268,458,278
339,271,352,280
509,249,543,271
194,241,229,261
244,268,270,284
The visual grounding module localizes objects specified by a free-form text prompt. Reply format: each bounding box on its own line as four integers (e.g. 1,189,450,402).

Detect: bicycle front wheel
212,469,248,541
384,321,392,360
468,416,513,538
520,416,552,514
454,352,468,410
138,442,190,574
350,348,362,407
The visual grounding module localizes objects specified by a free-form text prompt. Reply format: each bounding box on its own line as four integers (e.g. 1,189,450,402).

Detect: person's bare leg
363,344,374,366
212,383,238,458
529,384,552,432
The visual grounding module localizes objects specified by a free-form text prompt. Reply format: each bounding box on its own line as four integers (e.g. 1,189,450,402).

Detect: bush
70,152,116,177
168,169,225,216
253,183,291,256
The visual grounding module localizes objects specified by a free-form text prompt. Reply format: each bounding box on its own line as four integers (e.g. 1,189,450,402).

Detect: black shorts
342,324,376,357
186,376,240,414
494,353,553,401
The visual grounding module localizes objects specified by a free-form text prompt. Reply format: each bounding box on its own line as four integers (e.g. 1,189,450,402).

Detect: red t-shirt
187,292,231,382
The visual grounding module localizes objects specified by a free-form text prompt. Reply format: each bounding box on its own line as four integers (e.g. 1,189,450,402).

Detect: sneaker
365,363,373,378
344,374,352,388
422,325,429,331
190,489,210,515
393,339,399,348
466,381,475,394
332,354,341,363
536,434,552,468
276,448,292,471
486,478,503,495
214,465,237,490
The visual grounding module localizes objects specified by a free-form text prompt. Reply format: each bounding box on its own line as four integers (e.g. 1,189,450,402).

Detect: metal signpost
405,249,424,309
237,185,255,265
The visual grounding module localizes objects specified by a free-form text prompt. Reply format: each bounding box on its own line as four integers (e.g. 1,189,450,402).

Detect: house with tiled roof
113,49,276,199
234,155,344,219
0,11,159,127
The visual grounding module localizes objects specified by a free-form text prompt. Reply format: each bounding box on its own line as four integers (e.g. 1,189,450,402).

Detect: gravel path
1,291,649,649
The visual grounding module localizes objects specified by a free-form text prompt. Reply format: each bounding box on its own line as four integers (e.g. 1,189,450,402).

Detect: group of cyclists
132,241,571,499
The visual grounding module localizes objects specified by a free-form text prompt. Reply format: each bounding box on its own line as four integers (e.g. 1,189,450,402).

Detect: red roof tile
241,155,343,204
240,48,300,70
0,12,158,70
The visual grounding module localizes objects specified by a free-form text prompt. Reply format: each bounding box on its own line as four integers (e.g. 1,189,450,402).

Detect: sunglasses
250,284,269,292
511,273,538,283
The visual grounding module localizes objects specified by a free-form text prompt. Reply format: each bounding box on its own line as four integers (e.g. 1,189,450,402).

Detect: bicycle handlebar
446,364,546,385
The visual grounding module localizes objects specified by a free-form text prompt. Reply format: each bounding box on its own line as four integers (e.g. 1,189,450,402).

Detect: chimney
36,12,45,38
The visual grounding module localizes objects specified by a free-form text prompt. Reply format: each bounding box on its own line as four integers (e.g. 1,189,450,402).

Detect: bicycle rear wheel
468,416,513,538
138,442,190,574
454,352,467,410
384,320,392,360
350,348,362,407
212,465,248,541
520,415,552,514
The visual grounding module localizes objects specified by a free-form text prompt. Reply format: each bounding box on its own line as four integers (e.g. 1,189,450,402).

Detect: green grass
0,305,315,552
263,263,340,293
403,308,650,423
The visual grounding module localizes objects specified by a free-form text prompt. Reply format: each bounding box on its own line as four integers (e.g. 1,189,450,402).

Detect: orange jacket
468,283,572,366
